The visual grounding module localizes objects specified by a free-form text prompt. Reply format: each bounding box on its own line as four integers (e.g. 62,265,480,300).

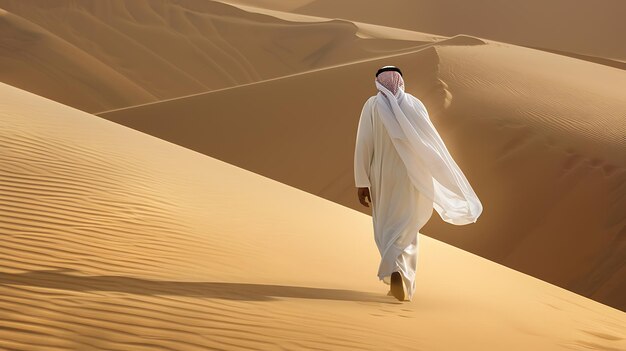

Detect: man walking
354,66,483,301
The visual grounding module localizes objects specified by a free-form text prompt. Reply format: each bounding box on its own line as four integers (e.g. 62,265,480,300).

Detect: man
354,66,483,302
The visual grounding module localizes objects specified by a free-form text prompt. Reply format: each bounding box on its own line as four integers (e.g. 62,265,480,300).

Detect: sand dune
100,36,626,312
0,0,432,113
2,82,625,350
1,0,624,347
0,9,155,113
277,0,626,61
222,0,626,69
216,1,446,42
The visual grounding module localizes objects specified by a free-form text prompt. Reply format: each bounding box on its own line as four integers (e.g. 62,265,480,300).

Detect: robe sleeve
354,97,374,188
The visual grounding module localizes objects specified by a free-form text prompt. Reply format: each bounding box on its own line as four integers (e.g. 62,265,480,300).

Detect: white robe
354,84,482,300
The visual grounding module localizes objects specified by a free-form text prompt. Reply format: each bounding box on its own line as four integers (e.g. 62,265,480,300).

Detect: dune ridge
214,0,446,42
2,81,626,350
221,0,626,72
289,0,626,61
0,0,433,113
100,36,626,311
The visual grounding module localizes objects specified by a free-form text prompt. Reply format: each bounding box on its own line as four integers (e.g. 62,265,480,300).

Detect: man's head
376,66,403,77
375,65,404,95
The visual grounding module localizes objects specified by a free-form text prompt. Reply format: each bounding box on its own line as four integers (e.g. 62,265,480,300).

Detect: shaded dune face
1,82,625,351
430,43,626,312
0,0,425,113
100,37,626,312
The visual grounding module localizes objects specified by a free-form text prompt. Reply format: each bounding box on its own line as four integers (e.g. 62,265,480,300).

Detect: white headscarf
374,72,483,224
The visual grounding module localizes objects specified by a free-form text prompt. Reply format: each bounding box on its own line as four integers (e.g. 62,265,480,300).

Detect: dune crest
288,0,626,61
0,0,429,113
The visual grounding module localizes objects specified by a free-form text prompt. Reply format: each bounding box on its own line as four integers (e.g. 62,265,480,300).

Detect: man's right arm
354,98,374,200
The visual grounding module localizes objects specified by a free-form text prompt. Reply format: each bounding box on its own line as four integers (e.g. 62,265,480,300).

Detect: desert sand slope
287,0,626,61
433,42,626,311
2,82,626,351
0,0,427,113
100,37,626,311
0,9,156,113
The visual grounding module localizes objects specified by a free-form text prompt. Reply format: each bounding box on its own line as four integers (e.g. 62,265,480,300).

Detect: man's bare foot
390,272,405,301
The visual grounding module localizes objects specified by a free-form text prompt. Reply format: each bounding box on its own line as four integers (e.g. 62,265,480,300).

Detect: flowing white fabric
373,79,483,224
354,78,482,300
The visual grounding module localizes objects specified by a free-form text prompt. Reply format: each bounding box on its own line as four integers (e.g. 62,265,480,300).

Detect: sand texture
1,82,625,350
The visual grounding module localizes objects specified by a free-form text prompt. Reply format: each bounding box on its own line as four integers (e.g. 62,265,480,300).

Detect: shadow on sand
0,269,391,303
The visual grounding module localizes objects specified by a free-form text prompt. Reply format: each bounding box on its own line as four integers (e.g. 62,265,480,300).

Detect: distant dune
100,36,626,312
0,9,155,113
0,0,433,113
1,82,625,350
267,0,626,61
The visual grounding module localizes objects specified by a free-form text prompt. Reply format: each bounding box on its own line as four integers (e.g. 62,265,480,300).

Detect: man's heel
390,272,405,301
